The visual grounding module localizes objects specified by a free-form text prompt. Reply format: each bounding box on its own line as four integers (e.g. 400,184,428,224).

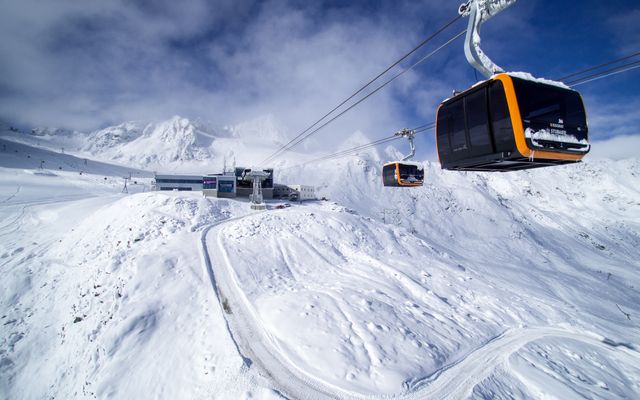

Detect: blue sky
0,0,638,159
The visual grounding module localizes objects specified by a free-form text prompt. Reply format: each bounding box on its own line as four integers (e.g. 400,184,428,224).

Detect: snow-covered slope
0,138,152,179
1,119,639,399
213,158,640,398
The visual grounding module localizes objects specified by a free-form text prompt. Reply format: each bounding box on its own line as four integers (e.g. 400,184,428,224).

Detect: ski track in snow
202,213,640,400
0,185,20,203
3,129,640,399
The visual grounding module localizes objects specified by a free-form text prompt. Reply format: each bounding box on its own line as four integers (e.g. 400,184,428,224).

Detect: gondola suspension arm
459,0,517,79
395,128,416,161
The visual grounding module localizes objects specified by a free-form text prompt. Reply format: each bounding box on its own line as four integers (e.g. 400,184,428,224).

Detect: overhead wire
413,122,436,134
556,50,640,82
277,33,640,171
282,122,435,169
263,30,466,166
281,137,400,170
297,136,401,167
566,59,640,87
285,50,640,170
261,15,465,166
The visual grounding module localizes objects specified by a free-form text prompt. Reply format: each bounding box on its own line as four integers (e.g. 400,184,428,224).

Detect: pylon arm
395,128,416,161
459,0,517,79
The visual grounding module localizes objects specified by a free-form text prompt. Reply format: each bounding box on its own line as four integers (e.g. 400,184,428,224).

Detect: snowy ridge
83,121,145,153
0,115,292,171
99,116,212,168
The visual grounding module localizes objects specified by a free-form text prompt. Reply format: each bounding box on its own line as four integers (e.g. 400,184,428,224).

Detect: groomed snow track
199,213,640,400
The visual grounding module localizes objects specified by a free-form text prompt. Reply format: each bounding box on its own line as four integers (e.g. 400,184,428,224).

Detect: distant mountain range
0,115,304,172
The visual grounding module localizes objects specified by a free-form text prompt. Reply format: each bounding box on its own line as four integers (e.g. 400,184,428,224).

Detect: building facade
154,175,203,191
274,184,316,201
202,174,236,198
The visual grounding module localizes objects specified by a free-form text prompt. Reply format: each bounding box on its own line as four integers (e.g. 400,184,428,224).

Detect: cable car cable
566,59,640,87
283,121,433,169
261,17,465,166
264,30,466,165
556,50,640,82
411,121,436,131
279,136,401,170
309,121,433,163
413,123,436,134
297,136,401,167
262,14,462,166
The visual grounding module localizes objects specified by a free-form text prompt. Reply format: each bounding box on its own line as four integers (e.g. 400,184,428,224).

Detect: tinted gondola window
398,164,424,181
436,107,451,154
511,77,588,142
489,81,514,152
466,88,492,153
383,164,397,186
448,99,467,152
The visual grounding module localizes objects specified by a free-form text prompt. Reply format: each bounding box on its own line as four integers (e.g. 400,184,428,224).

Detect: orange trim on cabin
495,74,584,162
395,162,422,187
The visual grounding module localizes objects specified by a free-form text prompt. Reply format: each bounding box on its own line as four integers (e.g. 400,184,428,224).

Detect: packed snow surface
1,124,640,399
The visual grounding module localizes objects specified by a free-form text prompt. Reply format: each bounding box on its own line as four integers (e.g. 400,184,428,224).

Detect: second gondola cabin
436,73,590,171
382,161,424,187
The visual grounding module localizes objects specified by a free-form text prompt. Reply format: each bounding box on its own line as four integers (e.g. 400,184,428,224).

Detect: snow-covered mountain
0,115,293,172
83,121,145,153
1,120,639,399
86,116,213,168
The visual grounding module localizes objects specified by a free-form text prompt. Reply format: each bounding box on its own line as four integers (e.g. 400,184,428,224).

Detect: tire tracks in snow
200,212,640,400
405,326,639,399
201,212,356,400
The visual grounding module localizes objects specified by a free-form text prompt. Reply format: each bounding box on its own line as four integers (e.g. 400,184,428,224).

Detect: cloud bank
0,0,638,159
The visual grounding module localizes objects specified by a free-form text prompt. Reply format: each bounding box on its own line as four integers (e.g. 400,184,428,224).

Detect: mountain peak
224,114,289,146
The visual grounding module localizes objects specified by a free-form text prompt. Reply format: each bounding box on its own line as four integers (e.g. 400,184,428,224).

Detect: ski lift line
303,136,400,164
413,122,436,132
286,121,434,169
282,120,433,170
280,135,403,171
566,59,640,87
294,136,402,168
566,58,640,84
280,30,465,153
261,14,463,166
412,121,436,131
414,126,435,134
569,62,640,87
262,18,466,166
266,30,467,165
556,50,640,82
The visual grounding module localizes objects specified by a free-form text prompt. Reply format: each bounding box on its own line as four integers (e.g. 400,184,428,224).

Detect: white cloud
588,135,640,160
583,96,640,139
0,0,454,144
